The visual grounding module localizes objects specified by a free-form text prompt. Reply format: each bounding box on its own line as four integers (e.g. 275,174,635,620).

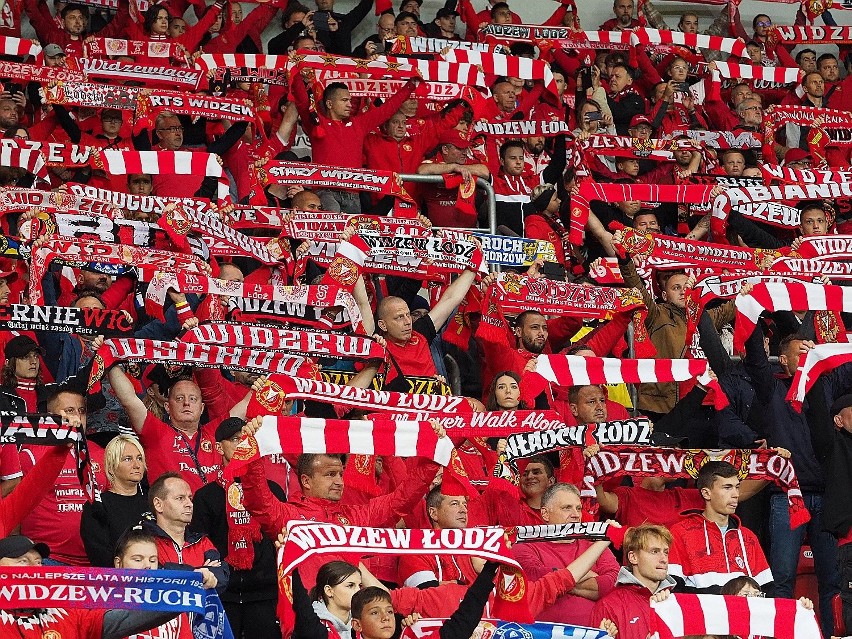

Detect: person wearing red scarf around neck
23,0,130,58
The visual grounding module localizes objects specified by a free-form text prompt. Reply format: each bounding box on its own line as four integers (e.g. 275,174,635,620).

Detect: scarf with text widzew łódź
581,446,809,528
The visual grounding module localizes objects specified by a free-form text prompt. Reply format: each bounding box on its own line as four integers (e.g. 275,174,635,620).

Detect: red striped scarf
76,58,203,90
651,592,821,639
167,206,279,265
0,35,42,58
0,189,120,217
330,77,463,102
226,416,455,478
442,49,559,95
569,183,716,245
46,82,139,112
389,36,494,55
630,28,748,58
733,281,852,352
0,60,86,84
762,105,852,163
66,182,215,217
713,61,800,84
787,343,852,410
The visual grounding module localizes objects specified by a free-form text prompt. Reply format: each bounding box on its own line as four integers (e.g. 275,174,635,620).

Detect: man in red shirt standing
108,369,223,492
599,0,640,30
591,524,676,639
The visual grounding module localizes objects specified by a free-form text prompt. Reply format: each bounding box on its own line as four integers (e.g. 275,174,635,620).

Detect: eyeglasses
742,590,765,598
670,65,688,71
157,126,184,133
756,20,772,27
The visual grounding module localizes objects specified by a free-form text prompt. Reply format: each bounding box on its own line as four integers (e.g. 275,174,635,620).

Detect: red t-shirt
0,444,21,480
1,608,105,637
19,444,103,565
614,485,705,528
138,413,221,493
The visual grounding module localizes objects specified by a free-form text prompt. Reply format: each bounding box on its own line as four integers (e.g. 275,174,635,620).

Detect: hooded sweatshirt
311,600,353,639
590,566,677,639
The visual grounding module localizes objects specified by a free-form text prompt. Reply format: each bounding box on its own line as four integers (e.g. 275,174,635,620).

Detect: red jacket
667,511,773,592
24,0,129,56
591,567,676,639
0,446,67,537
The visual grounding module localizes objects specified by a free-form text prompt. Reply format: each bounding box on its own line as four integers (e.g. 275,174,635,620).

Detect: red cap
438,129,471,150
784,148,812,165
629,114,653,129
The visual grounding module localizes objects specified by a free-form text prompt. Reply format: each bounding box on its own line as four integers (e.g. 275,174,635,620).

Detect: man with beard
599,0,640,31
477,309,581,399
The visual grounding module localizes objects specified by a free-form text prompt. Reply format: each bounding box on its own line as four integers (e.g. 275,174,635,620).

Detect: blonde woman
81,435,149,566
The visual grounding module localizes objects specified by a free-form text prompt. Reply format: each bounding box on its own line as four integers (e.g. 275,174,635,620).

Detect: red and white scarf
762,105,852,161
332,77,463,102
76,57,203,90
481,24,631,50
651,592,821,639
787,343,852,410
713,61,800,84
168,206,279,265
181,323,385,360
218,476,262,571
0,189,121,217
134,92,257,131
28,238,208,305
227,416,456,478
389,36,493,55
246,375,473,418
0,35,42,58
570,183,716,245
144,272,364,330
0,60,86,84
442,49,559,95
532,355,711,387
630,28,748,58
272,211,423,241
582,446,810,528
733,281,852,352
46,82,139,112
67,182,215,217
772,25,852,45
88,339,315,391
83,38,188,64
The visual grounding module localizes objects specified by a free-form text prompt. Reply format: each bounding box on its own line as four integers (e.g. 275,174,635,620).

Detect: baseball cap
435,7,459,18
629,114,653,129
4,335,45,359
44,44,65,58
0,535,50,560
438,129,471,149
784,148,812,165
215,417,246,442
831,394,852,416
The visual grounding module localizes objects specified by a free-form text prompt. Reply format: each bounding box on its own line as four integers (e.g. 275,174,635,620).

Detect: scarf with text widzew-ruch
581,446,809,528
0,567,234,639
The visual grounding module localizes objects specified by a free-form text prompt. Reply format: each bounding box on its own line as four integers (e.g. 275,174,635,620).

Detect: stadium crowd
0,0,851,638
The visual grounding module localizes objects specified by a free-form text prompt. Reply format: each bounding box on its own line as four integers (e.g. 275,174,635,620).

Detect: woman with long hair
484,370,527,412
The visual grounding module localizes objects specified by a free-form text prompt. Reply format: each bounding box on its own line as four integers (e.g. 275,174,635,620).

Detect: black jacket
807,365,852,538
190,479,286,603
81,488,150,567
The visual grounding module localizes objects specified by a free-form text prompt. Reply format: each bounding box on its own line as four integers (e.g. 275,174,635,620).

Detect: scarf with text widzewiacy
87,339,316,392
180,323,385,361
0,567,234,639
277,520,531,622
581,446,810,528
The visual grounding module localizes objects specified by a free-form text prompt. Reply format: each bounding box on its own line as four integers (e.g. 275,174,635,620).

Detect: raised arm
429,269,477,330
107,365,149,433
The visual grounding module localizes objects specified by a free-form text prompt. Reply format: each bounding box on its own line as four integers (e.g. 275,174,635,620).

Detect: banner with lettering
258,161,413,202
401,618,610,639
505,419,653,460
0,304,133,337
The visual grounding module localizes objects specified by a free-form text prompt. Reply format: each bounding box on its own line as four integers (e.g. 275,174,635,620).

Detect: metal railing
399,174,497,235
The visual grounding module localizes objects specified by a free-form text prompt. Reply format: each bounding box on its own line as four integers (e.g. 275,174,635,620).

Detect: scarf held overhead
504,419,653,460
0,304,133,337
258,161,413,202
582,446,809,528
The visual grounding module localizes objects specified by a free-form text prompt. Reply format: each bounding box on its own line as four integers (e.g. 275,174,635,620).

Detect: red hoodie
591,567,676,639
